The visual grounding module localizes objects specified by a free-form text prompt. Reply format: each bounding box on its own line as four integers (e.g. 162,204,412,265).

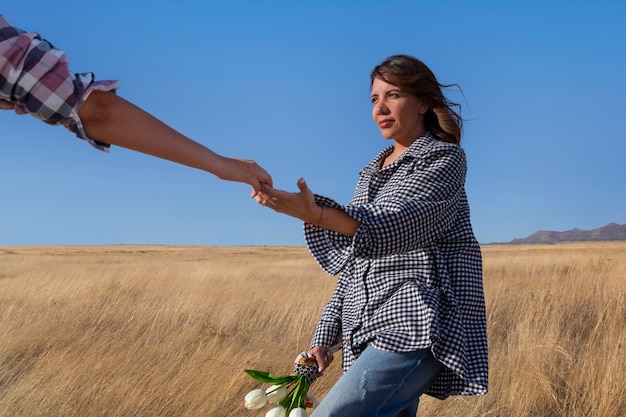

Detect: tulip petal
244,389,267,410
288,407,308,417
265,404,287,417
266,384,289,403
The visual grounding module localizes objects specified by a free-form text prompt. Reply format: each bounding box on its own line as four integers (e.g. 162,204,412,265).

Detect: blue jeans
310,346,445,417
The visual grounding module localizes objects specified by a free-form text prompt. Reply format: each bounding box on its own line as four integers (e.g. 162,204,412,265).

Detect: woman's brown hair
370,55,463,144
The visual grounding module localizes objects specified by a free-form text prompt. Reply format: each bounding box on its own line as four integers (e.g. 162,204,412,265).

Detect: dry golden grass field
1,242,624,417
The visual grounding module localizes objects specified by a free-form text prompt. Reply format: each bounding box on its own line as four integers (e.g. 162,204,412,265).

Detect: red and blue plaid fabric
1,13,118,151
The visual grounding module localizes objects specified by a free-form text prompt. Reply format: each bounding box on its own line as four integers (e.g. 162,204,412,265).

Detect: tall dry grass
0,243,624,416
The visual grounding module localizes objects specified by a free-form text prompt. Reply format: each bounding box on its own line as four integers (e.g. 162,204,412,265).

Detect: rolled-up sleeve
1,13,118,151
304,195,355,275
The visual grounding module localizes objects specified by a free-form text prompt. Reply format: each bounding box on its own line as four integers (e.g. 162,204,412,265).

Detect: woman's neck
382,131,425,168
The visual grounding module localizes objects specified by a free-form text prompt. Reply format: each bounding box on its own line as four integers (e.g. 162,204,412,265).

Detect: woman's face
371,77,427,145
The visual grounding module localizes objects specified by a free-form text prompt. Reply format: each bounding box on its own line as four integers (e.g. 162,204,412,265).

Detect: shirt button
356,314,361,320
360,284,365,289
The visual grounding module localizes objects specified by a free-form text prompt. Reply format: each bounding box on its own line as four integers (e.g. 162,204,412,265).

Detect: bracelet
316,206,324,226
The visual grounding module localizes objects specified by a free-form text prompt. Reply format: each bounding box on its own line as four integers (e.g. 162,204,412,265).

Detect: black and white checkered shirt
305,132,488,399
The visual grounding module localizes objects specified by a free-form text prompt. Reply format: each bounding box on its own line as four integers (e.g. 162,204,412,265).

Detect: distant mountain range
499,223,626,245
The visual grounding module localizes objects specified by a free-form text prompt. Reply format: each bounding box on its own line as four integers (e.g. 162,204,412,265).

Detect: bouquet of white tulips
244,351,320,417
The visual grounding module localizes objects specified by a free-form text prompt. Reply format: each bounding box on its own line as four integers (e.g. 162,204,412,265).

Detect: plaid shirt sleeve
1,13,119,151
309,268,347,349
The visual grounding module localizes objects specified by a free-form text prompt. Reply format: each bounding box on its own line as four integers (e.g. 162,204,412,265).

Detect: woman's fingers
309,346,334,375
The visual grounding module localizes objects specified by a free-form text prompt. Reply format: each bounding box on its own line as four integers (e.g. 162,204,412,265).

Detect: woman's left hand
308,345,334,375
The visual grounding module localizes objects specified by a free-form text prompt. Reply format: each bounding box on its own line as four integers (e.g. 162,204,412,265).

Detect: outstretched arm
78,91,272,196
1,13,271,196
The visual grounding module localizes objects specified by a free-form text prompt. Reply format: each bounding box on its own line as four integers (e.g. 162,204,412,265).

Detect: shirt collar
361,131,438,175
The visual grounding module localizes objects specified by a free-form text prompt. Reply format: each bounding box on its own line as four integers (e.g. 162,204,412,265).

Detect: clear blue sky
2,0,625,246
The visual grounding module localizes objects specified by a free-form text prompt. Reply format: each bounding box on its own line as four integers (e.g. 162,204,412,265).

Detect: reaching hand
255,177,322,224
224,158,273,198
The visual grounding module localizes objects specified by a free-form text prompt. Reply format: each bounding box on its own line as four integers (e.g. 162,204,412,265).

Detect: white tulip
266,384,289,403
244,389,267,410
288,407,308,417
265,404,286,417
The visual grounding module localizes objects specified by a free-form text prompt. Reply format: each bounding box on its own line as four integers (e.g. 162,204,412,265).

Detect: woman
1,13,271,195
257,55,488,416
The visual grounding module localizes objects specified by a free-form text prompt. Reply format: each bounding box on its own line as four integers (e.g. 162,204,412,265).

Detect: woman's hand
255,177,322,224
308,346,335,375
256,177,361,236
